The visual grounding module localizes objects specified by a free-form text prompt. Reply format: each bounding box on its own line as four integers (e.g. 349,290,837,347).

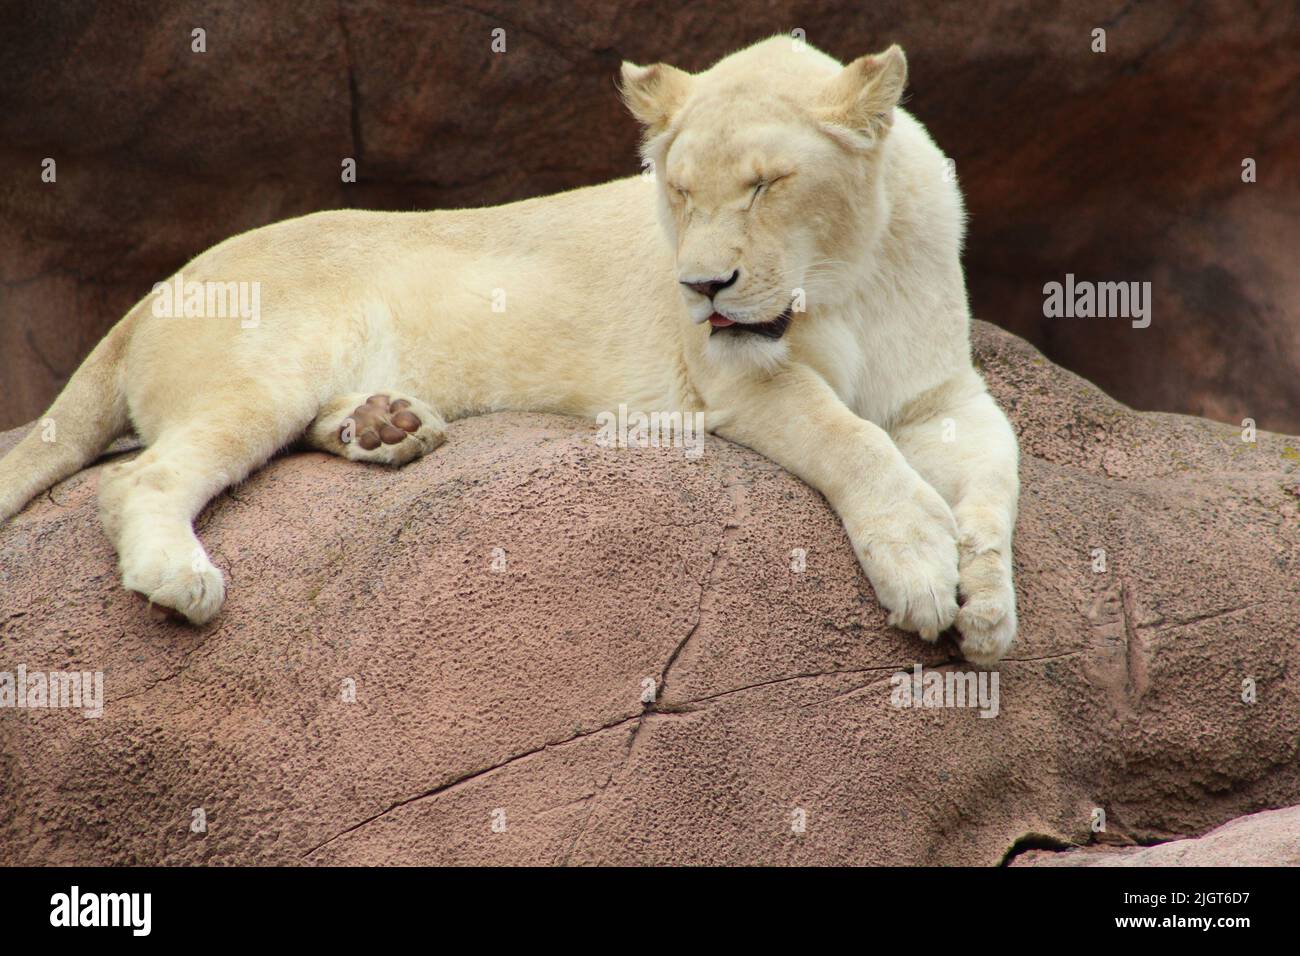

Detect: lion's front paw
955,547,1017,665
956,589,1016,666
853,480,960,642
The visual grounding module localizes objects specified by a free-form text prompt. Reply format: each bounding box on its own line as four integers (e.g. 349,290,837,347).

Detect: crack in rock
302,711,641,860
656,463,747,704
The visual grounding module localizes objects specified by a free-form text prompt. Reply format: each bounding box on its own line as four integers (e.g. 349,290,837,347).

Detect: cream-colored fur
0,37,1019,664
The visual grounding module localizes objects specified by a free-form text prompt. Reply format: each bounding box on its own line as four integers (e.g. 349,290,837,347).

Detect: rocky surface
0,321,1296,865
1013,805,1300,866
2,0,1298,431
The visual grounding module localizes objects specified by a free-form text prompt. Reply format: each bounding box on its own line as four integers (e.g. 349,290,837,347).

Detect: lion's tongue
708,313,736,328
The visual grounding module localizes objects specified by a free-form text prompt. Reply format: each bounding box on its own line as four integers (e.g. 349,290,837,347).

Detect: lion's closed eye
746,172,792,209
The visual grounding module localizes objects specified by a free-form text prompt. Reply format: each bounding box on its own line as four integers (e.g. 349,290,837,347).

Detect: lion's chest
796,303,961,428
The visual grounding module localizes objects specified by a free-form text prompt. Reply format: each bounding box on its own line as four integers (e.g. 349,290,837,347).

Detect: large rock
1013,805,1300,866
2,0,1298,432
0,322,1296,865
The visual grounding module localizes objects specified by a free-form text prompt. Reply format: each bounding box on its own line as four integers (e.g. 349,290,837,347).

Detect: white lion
0,37,1019,664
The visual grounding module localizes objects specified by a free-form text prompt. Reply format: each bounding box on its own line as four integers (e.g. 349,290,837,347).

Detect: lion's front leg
890,378,1020,665
711,365,960,643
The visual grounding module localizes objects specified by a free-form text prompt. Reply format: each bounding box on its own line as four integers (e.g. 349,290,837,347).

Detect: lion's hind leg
305,392,446,466
99,398,315,624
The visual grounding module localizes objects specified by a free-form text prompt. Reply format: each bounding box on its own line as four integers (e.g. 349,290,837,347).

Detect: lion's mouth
708,307,793,340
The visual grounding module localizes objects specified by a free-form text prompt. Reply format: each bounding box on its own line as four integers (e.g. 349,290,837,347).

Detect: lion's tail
0,317,132,525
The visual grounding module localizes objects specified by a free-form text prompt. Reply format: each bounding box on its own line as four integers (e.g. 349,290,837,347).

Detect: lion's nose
681,270,739,300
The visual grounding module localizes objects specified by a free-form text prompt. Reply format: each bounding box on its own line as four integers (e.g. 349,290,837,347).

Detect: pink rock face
0,322,1297,865
1013,806,1300,866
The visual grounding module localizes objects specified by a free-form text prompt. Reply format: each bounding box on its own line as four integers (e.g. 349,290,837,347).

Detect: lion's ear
818,45,908,148
619,61,693,138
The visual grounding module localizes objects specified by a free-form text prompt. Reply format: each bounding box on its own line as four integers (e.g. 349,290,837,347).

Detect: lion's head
620,37,908,366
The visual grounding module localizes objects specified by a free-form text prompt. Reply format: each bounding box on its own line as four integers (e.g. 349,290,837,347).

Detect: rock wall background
1,0,1297,431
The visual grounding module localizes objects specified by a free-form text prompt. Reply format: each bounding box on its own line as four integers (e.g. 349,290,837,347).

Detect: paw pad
341,395,422,451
